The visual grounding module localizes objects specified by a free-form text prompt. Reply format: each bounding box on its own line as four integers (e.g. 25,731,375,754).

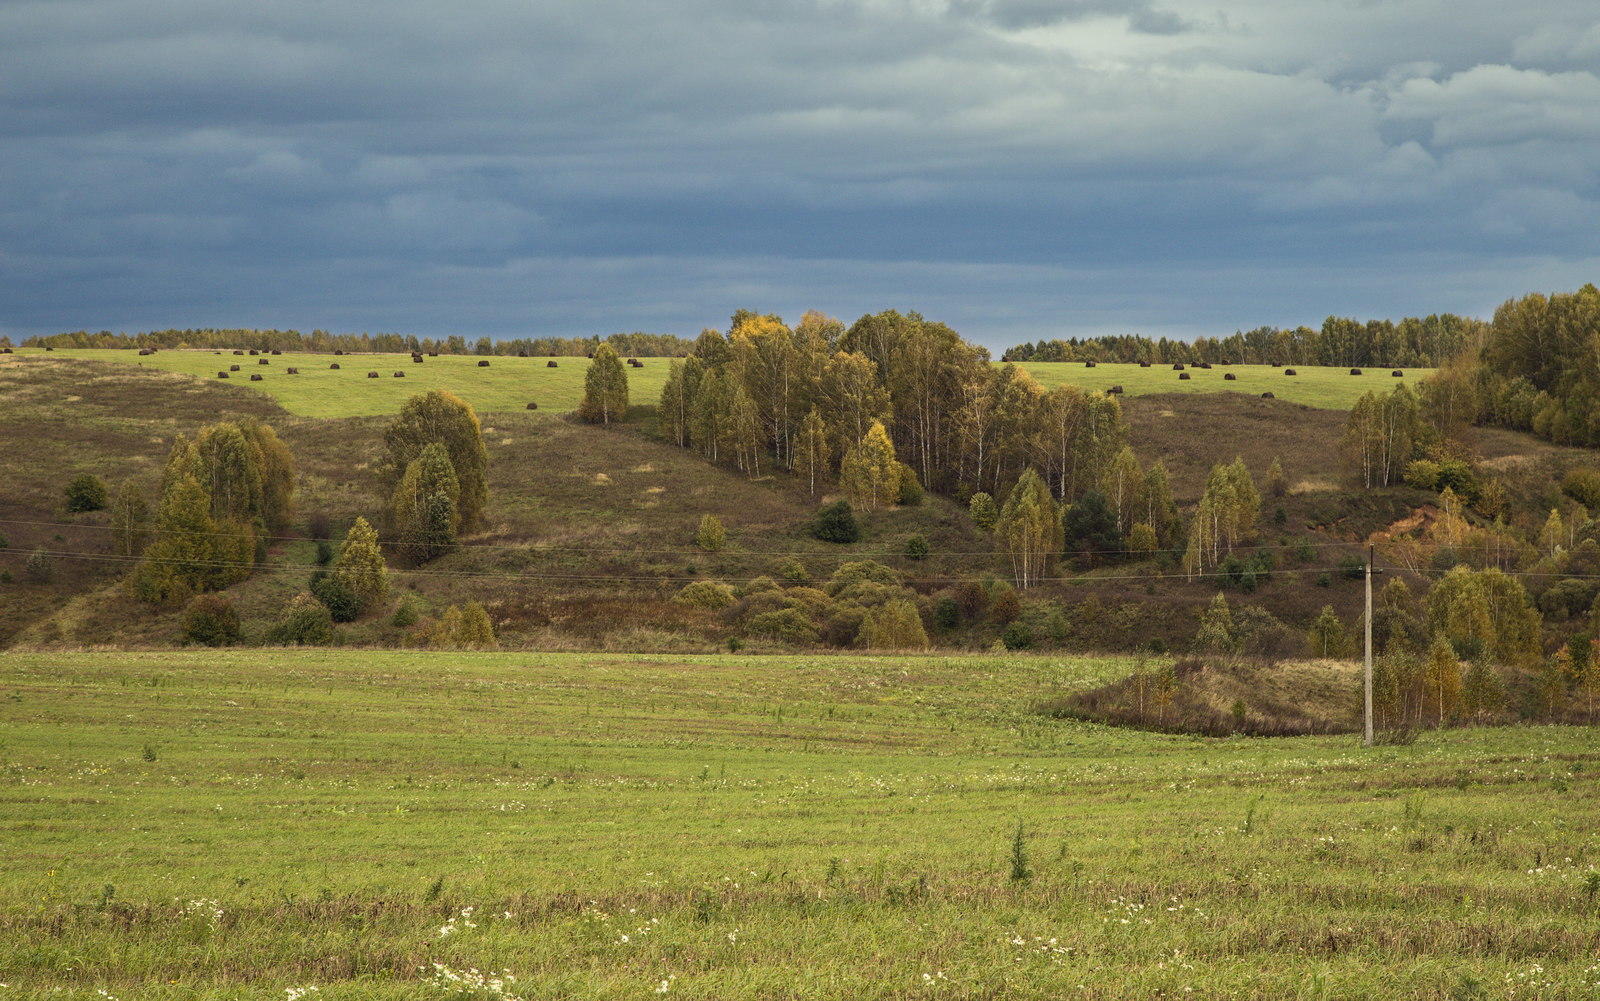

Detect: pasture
12,349,1431,416
11,348,675,418
1019,362,1434,410
3,648,1598,999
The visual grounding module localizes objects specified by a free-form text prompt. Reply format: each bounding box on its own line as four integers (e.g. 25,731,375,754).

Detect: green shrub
1127,522,1157,556
1404,459,1442,490
314,539,334,566
1562,468,1600,510
391,597,420,628
932,595,960,630
895,463,924,506
310,572,361,623
267,594,335,646
968,492,998,531
812,500,860,544
746,607,819,645
1001,621,1034,650
904,535,929,560
736,575,781,599
25,548,52,582
675,580,736,610
859,599,929,649
65,474,108,513
775,557,809,584
989,582,1020,624
695,514,726,552
182,595,241,647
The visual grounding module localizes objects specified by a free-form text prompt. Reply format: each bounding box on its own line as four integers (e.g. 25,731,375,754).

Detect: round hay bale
412,355,423,363
1284,368,1298,376
1178,372,1191,380
1172,363,1185,370
271,349,282,355
329,363,341,370
428,352,439,357
1084,360,1096,368
217,371,229,378
1107,385,1124,394
1392,370,1404,377
258,358,269,365
287,367,299,374
1224,372,1237,380
1349,368,1362,375
229,364,240,371
477,360,490,367
526,401,539,410
1198,362,1212,369
1138,361,1150,367
1261,391,1276,398
547,360,558,368
233,350,244,355
334,349,344,355
367,371,379,378
248,349,258,356
517,350,528,357
249,373,263,381
393,371,405,377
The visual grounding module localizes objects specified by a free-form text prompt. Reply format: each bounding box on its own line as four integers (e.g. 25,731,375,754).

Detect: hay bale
287,367,299,374
1107,385,1124,394
217,371,229,378
517,350,528,357
367,371,379,378
1261,391,1276,398
412,355,423,363
233,350,244,355
478,360,490,367
271,349,282,355
547,360,558,368
1349,368,1362,375
229,364,240,371
1284,368,1298,376
1138,361,1150,367
1178,372,1191,380
526,401,539,410
334,349,344,355
393,371,405,377
258,358,269,365
248,350,258,356
249,374,263,381
1224,372,1237,380
1198,362,1212,369
329,363,341,370
1392,370,1404,377
1084,360,1096,368
428,352,439,357
1172,363,1185,370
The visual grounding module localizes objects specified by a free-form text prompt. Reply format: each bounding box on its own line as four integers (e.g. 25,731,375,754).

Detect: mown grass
16,350,1433,415
1019,362,1435,410
13,348,675,417
3,649,1599,999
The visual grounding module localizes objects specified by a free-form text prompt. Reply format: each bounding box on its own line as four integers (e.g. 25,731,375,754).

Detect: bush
695,514,726,552
267,594,335,645
391,597,420,628
812,500,860,543
1404,459,1442,490
64,474,108,513
24,548,52,582
675,580,737,609
989,583,1021,624
859,598,929,649
1562,468,1600,510
310,571,361,622
746,607,819,645
183,595,241,646
774,557,809,584
968,492,998,531
1001,621,1034,650
1127,522,1157,556
314,539,334,566
895,462,924,506
932,595,960,630
904,535,929,560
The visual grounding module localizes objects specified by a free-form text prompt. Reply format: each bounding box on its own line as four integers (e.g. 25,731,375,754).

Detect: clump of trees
385,391,488,559
64,474,107,512
28,327,694,357
129,419,294,605
578,344,630,424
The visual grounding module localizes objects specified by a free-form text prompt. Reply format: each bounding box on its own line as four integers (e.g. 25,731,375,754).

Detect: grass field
1020,362,1434,410
13,349,1431,415
11,348,675,417
4,649,1599,1000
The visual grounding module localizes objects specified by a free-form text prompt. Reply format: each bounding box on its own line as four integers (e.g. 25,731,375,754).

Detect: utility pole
1363,543,1374,747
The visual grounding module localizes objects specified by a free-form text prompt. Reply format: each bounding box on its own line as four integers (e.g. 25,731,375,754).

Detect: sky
2,0,1599,350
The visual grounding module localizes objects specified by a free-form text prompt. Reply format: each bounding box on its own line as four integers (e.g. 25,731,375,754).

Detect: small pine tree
329,517,389,615
65,473,108,513
391,597,420,628
968,491,999,531
904,535,929,560
895,462,924,506
310,571,361,622
1193,593,1236,655
812,500,860,543
696,514,726,552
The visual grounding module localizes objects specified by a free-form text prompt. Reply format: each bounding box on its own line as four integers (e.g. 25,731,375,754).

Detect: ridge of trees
24,327,694,357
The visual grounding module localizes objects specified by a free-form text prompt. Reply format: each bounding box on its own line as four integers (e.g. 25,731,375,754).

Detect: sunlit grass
1017,362,1435,410
2,648,1597,999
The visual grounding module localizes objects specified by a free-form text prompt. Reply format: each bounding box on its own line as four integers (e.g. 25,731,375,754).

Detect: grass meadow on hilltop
3,648,1600,999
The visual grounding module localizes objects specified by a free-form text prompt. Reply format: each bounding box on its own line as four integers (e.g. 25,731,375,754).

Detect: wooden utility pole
1363,543,1374,747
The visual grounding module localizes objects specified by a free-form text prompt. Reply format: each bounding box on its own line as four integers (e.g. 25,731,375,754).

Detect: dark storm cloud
1,0,1598,346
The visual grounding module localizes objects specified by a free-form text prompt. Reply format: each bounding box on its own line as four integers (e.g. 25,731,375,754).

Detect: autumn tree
391,442,461,561
109,482,150,557
579,344,630,424
791,407,831,495
840,420,899,512
997,468,1060,588
1422,636,1463,724
385,390,488,531
329,517,389,615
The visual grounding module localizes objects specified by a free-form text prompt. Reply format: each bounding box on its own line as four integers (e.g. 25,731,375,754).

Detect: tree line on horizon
21,327,695,357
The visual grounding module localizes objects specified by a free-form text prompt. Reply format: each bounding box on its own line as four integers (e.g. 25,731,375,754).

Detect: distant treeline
22,328,696,357
1003,314,1484,368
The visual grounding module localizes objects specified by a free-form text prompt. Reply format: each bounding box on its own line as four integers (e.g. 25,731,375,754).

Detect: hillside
6,647,1600,999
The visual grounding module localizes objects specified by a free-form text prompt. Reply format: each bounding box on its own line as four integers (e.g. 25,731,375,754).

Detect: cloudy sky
3,0,1598,349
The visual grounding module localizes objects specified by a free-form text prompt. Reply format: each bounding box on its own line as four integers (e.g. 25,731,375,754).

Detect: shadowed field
2,648,1598,999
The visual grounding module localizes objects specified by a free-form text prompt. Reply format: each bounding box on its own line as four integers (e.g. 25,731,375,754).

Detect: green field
1020,362,1434,410
14,349,1431,416
13,348,675,417
4,649,1598,999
